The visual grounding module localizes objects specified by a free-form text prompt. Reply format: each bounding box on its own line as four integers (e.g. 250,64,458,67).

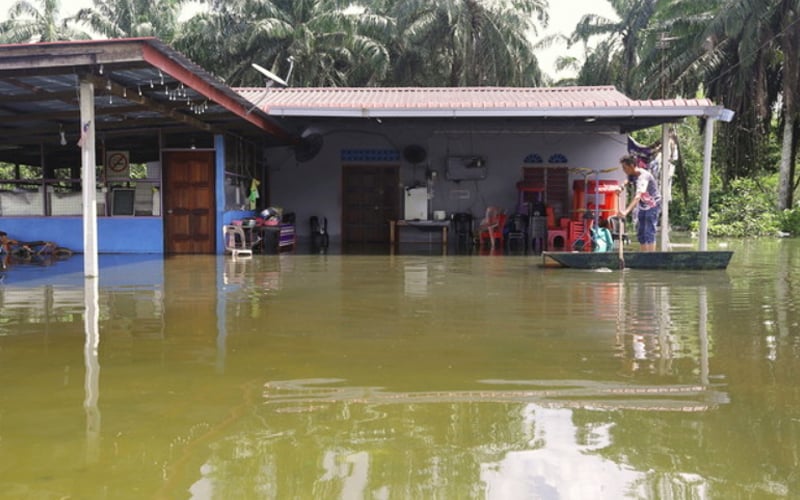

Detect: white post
699,118,715,251
79,79,99,277
659,125,671,250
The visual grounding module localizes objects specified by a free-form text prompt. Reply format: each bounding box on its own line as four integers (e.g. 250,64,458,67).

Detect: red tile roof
236,85,719,118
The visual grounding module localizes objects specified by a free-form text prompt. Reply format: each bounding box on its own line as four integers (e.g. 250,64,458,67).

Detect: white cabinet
404,186,428,220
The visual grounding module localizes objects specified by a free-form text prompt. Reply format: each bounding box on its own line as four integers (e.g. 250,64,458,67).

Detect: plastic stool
547,228,568,250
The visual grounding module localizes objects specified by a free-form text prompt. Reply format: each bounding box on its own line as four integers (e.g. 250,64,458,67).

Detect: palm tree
634,0,799,206
68,0,186,41
171,0,250,82
573,38,623,88
1,0,88,42
570,0,658,96
626,0,765,182
673,0,797,204
631,0,716,98
174,0,391,87
387,0,548,87
773,0,800,209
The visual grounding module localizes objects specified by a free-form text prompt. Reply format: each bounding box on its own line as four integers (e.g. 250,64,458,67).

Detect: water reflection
83,277,101,463
1,243,799,498
208,259,732,498
482,406,642,499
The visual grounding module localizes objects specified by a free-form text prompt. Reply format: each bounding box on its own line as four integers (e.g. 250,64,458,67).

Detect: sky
3,0,618,79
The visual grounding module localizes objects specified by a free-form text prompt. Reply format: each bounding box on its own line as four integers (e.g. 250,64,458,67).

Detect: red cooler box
572,180,620,220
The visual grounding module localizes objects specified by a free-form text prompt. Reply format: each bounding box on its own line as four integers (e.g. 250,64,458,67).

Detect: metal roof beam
140,44,292,142
83,73,214,132
0,87,76,103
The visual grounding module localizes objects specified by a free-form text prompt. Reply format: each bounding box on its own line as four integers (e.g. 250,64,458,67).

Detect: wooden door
342,165,400,245
163,151,216,254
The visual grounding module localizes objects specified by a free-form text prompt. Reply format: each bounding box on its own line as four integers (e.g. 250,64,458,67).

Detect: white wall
267,121,628,240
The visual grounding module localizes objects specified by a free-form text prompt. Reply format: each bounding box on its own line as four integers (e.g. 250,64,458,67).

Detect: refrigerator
404,186,428,220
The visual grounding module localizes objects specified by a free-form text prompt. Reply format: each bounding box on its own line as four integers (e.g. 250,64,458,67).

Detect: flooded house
0,38,730,260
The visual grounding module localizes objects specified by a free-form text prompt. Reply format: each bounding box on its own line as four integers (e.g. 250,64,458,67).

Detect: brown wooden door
342,165,400,245
163,151,216,254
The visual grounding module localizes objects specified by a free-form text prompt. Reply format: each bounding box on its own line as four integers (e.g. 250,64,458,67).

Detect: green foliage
170,0,549,87
778,205,800,236
130,163,147,179
0,161,40,180
704,178,780,237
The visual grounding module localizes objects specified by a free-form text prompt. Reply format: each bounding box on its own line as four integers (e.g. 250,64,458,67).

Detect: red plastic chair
479,211,507,249
568,219,591,251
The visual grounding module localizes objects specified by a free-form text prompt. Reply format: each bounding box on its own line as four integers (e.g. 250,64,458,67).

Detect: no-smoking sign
106,151,130,178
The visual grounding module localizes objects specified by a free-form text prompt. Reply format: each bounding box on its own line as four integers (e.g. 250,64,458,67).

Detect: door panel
163,151,216,254
342,165,400,245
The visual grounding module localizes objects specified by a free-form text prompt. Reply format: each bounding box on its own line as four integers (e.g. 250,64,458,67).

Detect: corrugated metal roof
235,85,719,118
0,38,292,167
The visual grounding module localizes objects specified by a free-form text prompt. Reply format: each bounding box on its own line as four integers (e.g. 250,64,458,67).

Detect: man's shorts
637,207,660,244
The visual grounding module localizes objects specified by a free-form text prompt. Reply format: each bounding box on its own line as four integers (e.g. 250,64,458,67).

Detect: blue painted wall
98,218,163,253
214,134,259,253
0,217,163,253
1,134,255,255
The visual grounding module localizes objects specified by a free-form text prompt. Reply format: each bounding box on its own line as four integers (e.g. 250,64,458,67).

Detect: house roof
237,85,725,132
0,36,726,171
0,38,291,168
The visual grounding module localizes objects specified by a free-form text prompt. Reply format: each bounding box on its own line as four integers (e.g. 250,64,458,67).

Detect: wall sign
106,150,130,178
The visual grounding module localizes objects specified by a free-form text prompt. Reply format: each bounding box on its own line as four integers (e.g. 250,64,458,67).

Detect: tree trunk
792,119,799,201
778,113,794,210
779,8,800,210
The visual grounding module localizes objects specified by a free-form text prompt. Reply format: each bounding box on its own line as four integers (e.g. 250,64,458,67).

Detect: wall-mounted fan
294,131,324,162
403,144,427,165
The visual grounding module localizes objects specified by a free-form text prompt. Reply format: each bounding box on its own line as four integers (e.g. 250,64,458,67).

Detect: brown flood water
0,238,798,499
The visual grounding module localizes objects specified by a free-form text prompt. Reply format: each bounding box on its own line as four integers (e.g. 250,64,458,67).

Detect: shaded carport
0,38,292,275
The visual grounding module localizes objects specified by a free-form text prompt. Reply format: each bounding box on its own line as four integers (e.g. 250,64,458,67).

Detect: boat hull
541,251,733,270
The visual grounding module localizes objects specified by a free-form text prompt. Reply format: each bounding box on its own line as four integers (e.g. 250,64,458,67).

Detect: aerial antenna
247,60,294,114
251,62,288,87
284,56,295,86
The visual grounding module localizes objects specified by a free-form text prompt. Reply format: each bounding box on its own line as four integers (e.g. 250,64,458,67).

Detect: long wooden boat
541,250,733,270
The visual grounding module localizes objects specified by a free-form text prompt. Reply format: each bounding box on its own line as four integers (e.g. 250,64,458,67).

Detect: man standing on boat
617,155,661,252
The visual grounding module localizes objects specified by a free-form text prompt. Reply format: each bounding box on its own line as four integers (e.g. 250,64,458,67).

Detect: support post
699,118,715,251
80,78,99,277
659,124,671,251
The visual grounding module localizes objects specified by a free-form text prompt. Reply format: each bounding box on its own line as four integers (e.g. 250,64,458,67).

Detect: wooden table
390,220,449,248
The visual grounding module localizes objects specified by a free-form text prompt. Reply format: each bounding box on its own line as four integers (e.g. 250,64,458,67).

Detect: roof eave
265,105,726,120
138,41,292,141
